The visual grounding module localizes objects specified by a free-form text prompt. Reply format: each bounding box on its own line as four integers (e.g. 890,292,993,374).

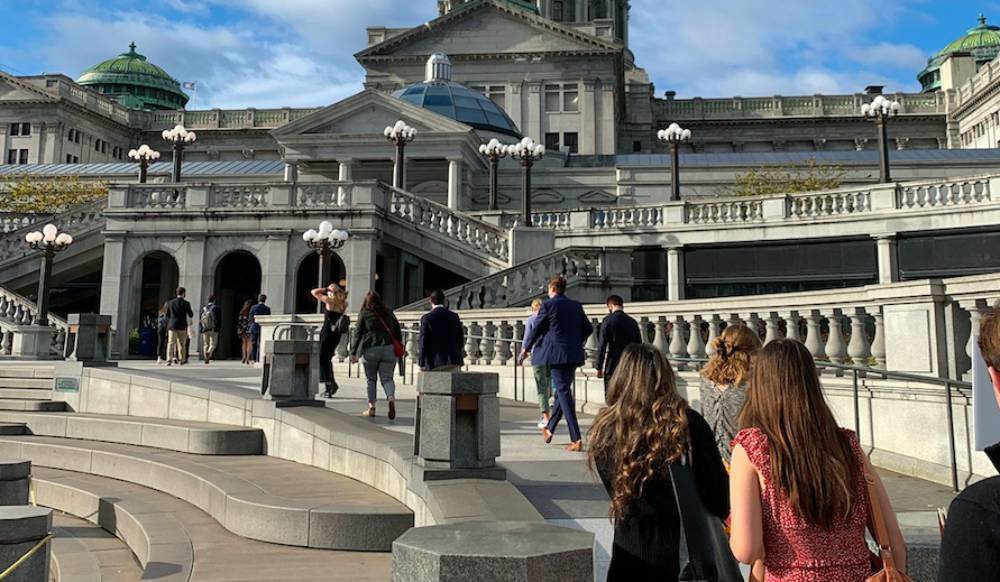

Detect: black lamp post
657,123,692,202
861,95,901,184
24,224,73,327
508,137,545,227
302,221,350,314
384,120,416,189
161,124,196,183
128,144,160,184
479,138,509,211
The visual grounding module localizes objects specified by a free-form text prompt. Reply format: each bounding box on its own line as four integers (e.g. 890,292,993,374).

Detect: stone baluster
825,309,848,365
513,319,526,361
705,315,722,356
406,322,420,365
669,316,689,366
497,321,513,366
2,331,11,355
639,316,653,345
464,323,480,364
686,315,707,360
653,316,670,355
962,300,990,379
847,307,872,367
804,310,827,360
586,317,600,368
871,309,887,369
481,320,497,365
743,312,762,341
13,305,25,325
763,312,781,345
785,311,802,342
0,297,7,318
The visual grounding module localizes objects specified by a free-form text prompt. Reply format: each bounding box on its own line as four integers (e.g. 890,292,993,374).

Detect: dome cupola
76,43,189,110
919,14,1000,92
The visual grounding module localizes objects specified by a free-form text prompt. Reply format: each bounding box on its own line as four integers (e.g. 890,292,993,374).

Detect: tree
721,159,846,198
0,176,107,213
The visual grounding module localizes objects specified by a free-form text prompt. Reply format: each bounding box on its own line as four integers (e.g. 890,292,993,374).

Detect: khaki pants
167,330,187,362
202,332,218,360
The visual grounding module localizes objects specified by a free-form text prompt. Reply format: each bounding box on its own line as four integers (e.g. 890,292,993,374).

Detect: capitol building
1,0,1000,362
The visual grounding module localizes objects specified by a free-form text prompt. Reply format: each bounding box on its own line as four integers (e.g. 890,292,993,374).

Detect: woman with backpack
312,282,349,398
349,291,404,420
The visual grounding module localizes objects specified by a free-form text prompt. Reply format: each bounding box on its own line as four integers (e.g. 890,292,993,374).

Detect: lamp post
302,221,350,314
24,224,73,327
508,137,545,227
478,138,509,211
128,144,160,184
861,95,901,184
384,120,416,189
657,123,692,202
161,124,196,183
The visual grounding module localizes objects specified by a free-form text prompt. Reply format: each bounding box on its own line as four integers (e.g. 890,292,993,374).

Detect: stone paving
119,360,957,581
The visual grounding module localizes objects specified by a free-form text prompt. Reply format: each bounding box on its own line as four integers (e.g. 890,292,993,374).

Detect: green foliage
0,176,107,213
721,159,847,198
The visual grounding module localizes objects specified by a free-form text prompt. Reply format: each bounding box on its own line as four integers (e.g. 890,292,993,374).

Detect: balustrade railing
897,177,991,209
0,200,106,269
788,189,872,219
128,185,186,209
1,213,45,234
212,184,269,208
592,206,665,229
296,183,350,207
0,285,66,357
657,92,944,120
686,199,763,224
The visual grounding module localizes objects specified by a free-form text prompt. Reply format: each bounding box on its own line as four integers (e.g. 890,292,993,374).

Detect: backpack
200,305,217,332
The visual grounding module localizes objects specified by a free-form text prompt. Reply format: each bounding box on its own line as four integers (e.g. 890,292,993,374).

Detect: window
552,0,564,21
545,84,561,112
18,149,28,164
66,154,73,163
74,130,81,144
545,132,560,151
67,129,74,142
563,85,579,112
564,132,579,154
9,123,19,136
544,83,579,113
488,86,505,109
6,149,15,164
633,140,642,153
101,142,107,154
95,139,101,152
20,123,30,136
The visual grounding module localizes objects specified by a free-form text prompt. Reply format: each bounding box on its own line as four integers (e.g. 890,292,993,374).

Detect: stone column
43,123,61,164
283,162,298,183
447,157,463,210
582,80,597,155
873,233,899,285
0,126,7,161
337,158,353,206
28,123,43,164
600,81,616,154
99,236,128,357
0,460,30,505
344,235,377,314
262,235,291,314
180,236,207,355
666,246,685,301
527,82,542,145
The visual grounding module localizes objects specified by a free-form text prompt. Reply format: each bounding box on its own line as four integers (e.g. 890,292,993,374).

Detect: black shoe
329,382,339,396
323,391,333,399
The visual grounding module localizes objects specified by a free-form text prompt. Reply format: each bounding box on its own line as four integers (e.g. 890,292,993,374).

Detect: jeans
546,364,582,442
251,332,260,362
532,364,551,414
202,332,218,361
167,330,187,362
362,344,397,403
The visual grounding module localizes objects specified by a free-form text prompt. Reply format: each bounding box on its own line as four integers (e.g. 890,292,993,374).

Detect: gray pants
362,344,397,403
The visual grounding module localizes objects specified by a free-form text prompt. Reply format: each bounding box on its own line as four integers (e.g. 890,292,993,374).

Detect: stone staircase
0,363,66,410
0,287,67,359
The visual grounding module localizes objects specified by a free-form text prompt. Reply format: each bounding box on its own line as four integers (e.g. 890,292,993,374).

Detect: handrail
0,532,55,580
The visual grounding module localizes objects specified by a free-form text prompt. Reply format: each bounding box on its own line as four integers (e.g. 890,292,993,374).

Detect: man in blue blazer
519,275,593,451
248,294,271,363
418,290,465,370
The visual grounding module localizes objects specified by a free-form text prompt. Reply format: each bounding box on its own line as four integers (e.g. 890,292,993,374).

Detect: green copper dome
919,15,1000,92
76,43,189,110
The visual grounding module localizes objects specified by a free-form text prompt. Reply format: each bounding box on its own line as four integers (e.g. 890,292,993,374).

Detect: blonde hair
700,324,761,387
531,298,543,312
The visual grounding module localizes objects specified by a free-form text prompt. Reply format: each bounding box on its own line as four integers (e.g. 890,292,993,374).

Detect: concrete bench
0,411,263,455
1,435,414,551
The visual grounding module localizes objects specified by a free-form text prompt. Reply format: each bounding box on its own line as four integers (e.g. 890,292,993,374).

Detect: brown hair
588,344,689,520
978,307,1000,370
548,275,567,294
739,339,858,528
239,300,252,317
700,324,761,387
361,291,390,320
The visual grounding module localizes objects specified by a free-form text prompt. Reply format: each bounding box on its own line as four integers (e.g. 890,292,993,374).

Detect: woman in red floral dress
728,339,908,581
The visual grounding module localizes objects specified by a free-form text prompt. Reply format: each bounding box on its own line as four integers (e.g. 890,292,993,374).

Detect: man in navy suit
595,294,643,393
248,294,271,363
418,290,464,370
519,275,593,451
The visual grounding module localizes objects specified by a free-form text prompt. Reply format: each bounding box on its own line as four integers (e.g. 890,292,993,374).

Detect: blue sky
0,0,994,109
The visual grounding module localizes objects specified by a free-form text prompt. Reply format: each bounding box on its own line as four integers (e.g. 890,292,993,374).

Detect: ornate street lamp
303,221,350,314
657,123,692,202
507,137,545,227
161,124,196,183
24,224,73,327
384,120,416,189
128,144,160,184
478,138,509,211
861,95,901,184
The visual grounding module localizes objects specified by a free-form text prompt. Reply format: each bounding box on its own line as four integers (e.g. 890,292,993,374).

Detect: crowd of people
154,287,270,366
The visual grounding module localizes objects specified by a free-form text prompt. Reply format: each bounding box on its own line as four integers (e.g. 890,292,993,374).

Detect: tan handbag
865,473,913,582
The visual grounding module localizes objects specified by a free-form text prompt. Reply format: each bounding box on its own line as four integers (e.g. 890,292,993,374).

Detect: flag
182,81,197,91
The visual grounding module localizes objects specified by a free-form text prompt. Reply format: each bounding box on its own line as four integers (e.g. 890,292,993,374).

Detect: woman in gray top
698,323,761,464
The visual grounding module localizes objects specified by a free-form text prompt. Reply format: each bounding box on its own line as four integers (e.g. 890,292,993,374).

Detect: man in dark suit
519,275,593,452
248,294,271,363
595,294,643,393
418,290,464,371
165,287,193,365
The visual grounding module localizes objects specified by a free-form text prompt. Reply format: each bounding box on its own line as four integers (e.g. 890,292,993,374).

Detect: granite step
0,411,263,455
50,511,143,582
2,435,414,551
0,398,67,411
0,366,54,379
0,422,26,435
0,387,54,399
0,377,53,389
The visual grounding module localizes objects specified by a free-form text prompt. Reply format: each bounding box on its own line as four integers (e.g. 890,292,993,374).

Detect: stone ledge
50,525,103,582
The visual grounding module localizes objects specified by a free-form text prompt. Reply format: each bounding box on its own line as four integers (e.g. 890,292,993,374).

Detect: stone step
2,435,414,551
0,411,263,455
0,387,53,399
0,377,52,389
35,467,393,581
0,399,67,412
50,512,143,582
0,422,26,435
0,366,54,379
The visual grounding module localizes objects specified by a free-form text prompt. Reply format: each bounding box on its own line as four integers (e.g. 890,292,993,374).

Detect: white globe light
128,149,138,159
161,130,170,140
24,233,34,243
43,231,56,243
682,129,692,140
318,221,333,236
479,144,487,154
335,230,349,241
55,233,71,245
534,144,545,156
64,234,73,245
43,224,58,238
303,229,317,242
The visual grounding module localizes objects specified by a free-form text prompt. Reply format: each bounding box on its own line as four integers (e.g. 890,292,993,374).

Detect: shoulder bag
865,473,913,582
374,312,406,358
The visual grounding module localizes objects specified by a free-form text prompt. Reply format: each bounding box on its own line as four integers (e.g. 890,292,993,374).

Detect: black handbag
669,447,743,582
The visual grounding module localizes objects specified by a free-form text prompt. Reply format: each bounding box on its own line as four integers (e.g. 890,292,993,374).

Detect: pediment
357,0,620,61
0,73,58,103
578,190,616,204
271,90,473,139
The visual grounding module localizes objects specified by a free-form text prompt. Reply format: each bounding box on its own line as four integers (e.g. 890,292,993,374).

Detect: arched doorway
132,251,179,357
294,252,347,313
214,251,262,359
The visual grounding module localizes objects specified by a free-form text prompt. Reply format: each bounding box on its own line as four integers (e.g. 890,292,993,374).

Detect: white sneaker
156,358,163,364
537,416,547,429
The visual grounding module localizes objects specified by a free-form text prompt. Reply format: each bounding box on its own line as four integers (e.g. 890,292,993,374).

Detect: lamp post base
8,325,55,360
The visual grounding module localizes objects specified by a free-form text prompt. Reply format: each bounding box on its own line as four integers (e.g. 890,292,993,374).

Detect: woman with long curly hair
588,344,730,580
700,324,761,464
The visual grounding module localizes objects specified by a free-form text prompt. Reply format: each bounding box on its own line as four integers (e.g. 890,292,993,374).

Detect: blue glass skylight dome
391,53,521,139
